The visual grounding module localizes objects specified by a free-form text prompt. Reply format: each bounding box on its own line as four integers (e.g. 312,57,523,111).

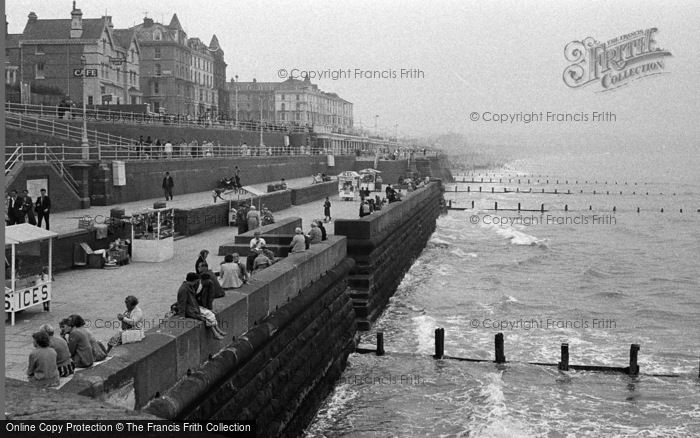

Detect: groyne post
376,332,385,356
434,328,444,359
629,344,640,375
495,333,506,363
558,343,569,371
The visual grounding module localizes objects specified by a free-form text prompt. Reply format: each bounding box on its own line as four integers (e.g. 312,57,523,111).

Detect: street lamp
234,74,238,128
80,55,89,158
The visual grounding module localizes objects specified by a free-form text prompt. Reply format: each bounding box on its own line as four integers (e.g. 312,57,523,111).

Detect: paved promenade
5,178,363,382
48,175,318,234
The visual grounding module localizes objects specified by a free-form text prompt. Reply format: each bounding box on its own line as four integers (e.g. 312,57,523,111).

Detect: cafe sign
5,282,51,313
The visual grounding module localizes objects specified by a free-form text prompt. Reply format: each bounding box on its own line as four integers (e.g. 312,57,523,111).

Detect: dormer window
153,29,162,41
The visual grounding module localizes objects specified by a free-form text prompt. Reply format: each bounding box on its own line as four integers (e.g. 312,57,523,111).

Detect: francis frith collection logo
563,28,672,92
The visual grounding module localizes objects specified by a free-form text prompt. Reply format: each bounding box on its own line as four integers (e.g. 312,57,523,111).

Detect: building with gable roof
17,1,142,106
131,13,225,118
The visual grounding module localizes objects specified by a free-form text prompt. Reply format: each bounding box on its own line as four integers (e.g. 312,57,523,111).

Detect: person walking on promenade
107,295,144,352
176,273,226,340
22,190,36,225
234,166,242,192
164,140,173,159
26,331,60,387
8,190,24,225
247,205,261,231
323,197,332,222
289,228,306,253
162,172,174,201
35,188,51,230
40,324,74,378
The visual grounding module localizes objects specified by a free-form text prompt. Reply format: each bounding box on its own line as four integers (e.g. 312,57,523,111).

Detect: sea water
305,151,700,437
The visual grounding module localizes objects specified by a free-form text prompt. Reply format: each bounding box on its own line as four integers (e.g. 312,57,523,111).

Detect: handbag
121,329,145,344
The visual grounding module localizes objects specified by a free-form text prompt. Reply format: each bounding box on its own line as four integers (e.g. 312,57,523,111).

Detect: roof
168,14,183,31
209,34,220,51
5,223,58,245
6,34,22,49
112,28,136,51
22,18,107,42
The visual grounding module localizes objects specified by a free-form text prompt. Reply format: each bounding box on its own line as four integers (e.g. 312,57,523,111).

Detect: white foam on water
413,314,438,355
481,221,544,246
305,382,359,433
470,372,534,438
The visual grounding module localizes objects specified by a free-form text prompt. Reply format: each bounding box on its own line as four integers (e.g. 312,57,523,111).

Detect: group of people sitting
26,296,143,387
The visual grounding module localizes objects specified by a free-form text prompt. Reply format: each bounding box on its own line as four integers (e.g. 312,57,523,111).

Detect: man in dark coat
35,189,51,229
162,172,174,201
22,190,36,225
176,273,201,319
8,190,24,225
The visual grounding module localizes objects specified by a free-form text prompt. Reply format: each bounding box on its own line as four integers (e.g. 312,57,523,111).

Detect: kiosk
5,224,57,326
359,168,382,192
131,208,175,262
338,171,361,201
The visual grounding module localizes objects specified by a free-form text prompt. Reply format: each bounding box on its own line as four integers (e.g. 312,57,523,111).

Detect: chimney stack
28,12,38,23
70,1,83,39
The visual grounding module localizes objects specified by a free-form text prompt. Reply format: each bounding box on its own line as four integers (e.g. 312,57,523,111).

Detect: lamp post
259,94,265,149
234,74,239,128
394,123,398,142
80,55,89,159
374,114,379,135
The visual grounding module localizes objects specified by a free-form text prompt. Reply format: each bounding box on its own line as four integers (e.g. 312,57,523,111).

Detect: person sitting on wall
252,248,272,272
40,323,73,378
307,222,322,244
280,178,287,190
316,219,327,241
107,295,144,352
176,272,226,340
62,316,94,369
26,331,60,387
250,231,266,251
219,254,247,289
289,227,306,253
359,200,371,218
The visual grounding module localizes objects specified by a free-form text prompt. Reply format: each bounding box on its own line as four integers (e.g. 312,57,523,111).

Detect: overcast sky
7,0,700,154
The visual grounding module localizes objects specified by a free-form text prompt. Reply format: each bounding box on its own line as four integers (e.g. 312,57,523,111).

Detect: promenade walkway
4,180,363,382
48,175,318,234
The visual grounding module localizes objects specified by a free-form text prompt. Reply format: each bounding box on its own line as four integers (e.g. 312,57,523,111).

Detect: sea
305,151,700,437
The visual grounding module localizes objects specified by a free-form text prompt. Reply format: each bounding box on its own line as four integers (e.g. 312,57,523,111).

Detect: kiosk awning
5,223,58,245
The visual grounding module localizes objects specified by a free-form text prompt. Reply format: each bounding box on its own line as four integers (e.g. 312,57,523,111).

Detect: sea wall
144,258,356,438
290,180,337,206
334,181,444,329
60,236,348,412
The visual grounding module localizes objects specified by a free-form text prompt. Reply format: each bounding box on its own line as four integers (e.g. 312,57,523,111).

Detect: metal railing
6,112,137,146
6,102,313,134
45,148,80,194
5,146,23,176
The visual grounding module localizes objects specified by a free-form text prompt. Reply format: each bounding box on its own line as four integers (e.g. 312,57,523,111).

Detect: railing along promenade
6,102,313,134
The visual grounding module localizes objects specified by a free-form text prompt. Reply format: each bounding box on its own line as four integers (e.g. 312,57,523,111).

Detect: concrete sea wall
334,181,444,329
60,236,348,411
144,258,356,437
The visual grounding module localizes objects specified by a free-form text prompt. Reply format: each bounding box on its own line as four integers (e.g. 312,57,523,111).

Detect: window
281,103,285,111
131,49,135,62
35,63,45,79
296,94,299,101
88,96,93,105
153,30,162,41
101,85,106,95
154,47,161,59
281,94,285,101
155,64,161,76
154,81,159,94
35,45,44,54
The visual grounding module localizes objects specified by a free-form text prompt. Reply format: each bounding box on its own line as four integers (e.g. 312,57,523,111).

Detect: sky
6,0,700,154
